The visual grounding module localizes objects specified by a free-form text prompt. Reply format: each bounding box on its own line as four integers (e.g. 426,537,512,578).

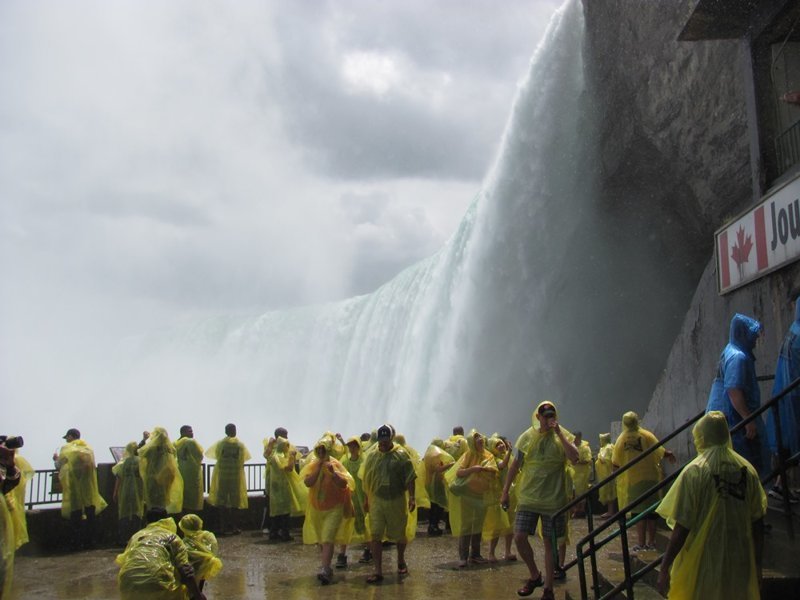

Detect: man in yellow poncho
176,426,204,513
612,411,675,551
266,436,306,542
140,427,184,515
594,433,617,518
113,441,145,543
423,438,454,537
0,440,21,599
301,437,355,585
500,401,578,599
117,507,206,600
178,514,222,594
447,426,468,461
656,411,766,599
337,436,367,568
6,450,33,550
53,428,107,550
484,435,514,562
571,432,592,517
359,424,416,584
205,424,251,535
446,429,498,567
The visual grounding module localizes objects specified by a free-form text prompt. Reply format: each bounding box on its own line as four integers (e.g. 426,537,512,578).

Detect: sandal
504,554,517,562
397,563,409,576
317,567,333,585
516,574,543,597
469,555,489,565
366,574,384,585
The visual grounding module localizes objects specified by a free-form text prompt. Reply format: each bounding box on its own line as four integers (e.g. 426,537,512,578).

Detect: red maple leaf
731,225,753,267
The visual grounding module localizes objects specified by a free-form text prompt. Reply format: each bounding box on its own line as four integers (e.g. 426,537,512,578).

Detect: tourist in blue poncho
765,293,800,501
706,313,767,476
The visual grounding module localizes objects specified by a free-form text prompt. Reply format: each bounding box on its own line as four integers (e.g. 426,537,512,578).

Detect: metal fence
25,462,267,510
775,118,800,178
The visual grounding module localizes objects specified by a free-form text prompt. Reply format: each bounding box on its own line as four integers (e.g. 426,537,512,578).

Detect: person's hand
664,450,677,465
745,421,757,440
52,452,59,462
656,567,670,596
551,419,560,433
335,433,344,442
408,497,416,512
500,490,509,511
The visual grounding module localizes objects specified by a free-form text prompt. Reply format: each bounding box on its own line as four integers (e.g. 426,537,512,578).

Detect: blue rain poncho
766,296,800,455
612,412,664,514
205,436,251,509
112,442,145,520
514,401,574,515
706,313,767,474
175,436,204,512
656,412,766,600
56,439,108,518
139,428,183,515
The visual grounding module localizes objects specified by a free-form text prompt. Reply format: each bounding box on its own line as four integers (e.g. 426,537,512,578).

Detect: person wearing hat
499,401,578,599
358,424,416,584
204,424,251,535
265,435,306,542
53,428,107,550
656,411,766,599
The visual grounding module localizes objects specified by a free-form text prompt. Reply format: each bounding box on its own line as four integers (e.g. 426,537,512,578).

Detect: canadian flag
718,205,769,291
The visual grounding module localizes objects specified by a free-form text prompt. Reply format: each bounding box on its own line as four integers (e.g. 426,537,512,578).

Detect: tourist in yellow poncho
175,426,204,512
571,432,592,517
6,451,33,550
500,401,578,598
423,438,454,536
117,507,205,600
394,433,427,541
205,424,251,535
484,435,515,562
447,426,468,461
178,514,222,593
113,441,145,543
445,429,498,567
0,443,20,599
301,437,355,585
594,433,617,517
140,427,183,515
267,436,307,542
337,436,367,568
612,411,675,551
358,424,416,584
656,411,766,600
53,428,107,550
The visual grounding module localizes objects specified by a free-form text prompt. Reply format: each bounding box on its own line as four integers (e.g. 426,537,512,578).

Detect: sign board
716,174,800,294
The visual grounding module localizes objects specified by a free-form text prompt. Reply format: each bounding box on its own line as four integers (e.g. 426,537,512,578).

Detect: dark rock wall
580,0,800,447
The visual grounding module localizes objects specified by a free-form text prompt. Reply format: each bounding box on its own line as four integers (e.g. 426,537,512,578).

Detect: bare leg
397,540,408,571
371,539,383,576
514,532,541,580
489,536,499,560
543,536,555,590
321,542,334,570
504,533,515,559
636,520,646,547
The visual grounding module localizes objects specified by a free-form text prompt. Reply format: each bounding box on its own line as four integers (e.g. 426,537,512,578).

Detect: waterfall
123,0,588,451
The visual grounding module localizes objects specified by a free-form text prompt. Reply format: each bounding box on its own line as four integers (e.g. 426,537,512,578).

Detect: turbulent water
125,0,590,452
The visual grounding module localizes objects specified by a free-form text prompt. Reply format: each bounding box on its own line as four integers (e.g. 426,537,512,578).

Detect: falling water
123,0,590,451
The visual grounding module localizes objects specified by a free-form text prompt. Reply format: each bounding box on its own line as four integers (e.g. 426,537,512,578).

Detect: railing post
586,491,600,598
619,516,635,599
577,542,589,600
771,402,794,539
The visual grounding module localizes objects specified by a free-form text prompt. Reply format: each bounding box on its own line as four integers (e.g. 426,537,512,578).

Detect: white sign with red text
716,174,800,294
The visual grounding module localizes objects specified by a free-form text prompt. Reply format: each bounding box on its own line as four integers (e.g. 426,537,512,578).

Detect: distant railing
775,118,800,178
25,462,267,510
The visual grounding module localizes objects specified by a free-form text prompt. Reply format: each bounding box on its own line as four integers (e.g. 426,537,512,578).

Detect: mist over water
19,0,593,467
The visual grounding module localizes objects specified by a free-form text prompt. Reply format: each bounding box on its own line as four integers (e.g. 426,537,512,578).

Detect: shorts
514,509,566,540
369,495,408,542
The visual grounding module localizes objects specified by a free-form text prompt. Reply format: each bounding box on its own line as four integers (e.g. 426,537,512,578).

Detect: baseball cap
376,424,393,441
63,428,80,440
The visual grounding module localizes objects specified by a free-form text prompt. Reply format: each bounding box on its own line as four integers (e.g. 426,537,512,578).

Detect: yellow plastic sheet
175,437,204,512
56,439,108,518
300,445,355,545
656,412,766,600
359,442,417,543
0,493,14,600
423,441,454,509
594,434,617,504
572,441,592,496
445,431,498,537
612,413,664,513
268,438,307,517
139,428,183,514
341,444,367,542
112,442,144,520
205,436,251,509
8,452,34,549
116,517,192,600
178,515,222,581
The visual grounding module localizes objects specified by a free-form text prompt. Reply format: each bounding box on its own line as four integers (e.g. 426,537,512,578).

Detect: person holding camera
500,401,578,599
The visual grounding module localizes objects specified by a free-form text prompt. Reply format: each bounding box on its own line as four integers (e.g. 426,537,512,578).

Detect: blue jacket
766,297,800,454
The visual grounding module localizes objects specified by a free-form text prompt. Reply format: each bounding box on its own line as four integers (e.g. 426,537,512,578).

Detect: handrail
568,374,800,599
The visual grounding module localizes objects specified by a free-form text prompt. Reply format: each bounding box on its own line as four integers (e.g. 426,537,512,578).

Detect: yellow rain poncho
116,517,192,600
112,442,144,520
359,440,417,543
482,435,512,539
178,514,222,582
139,428,183,515
446,434,468,461
423,439,455,509
514,401,574,515
205,436,251,509
56,439,108,518
340,437,367,542
175,436,204,512
0,493,14,599
268,438,307,517
572,440,592,497
656,412,766,600
7,452,34,549
301,439,355,545
445,430,498,536
395,434,430,510
594,433,617,504
612,412,664,513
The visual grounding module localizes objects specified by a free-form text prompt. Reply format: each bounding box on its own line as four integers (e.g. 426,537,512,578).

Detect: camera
0,435,24,449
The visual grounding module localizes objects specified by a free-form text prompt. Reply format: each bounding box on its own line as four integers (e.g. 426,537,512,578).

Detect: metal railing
560,375,800,599
25,462,268,510
775,118,800,178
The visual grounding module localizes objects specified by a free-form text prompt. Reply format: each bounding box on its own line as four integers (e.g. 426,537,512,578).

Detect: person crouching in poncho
656,411,766,600
301,437,355,585
178,514,222,594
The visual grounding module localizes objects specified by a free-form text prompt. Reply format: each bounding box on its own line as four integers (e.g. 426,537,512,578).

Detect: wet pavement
10,519,635,600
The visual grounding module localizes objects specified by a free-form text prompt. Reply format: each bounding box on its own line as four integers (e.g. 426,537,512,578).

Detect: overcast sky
1,1,561,461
